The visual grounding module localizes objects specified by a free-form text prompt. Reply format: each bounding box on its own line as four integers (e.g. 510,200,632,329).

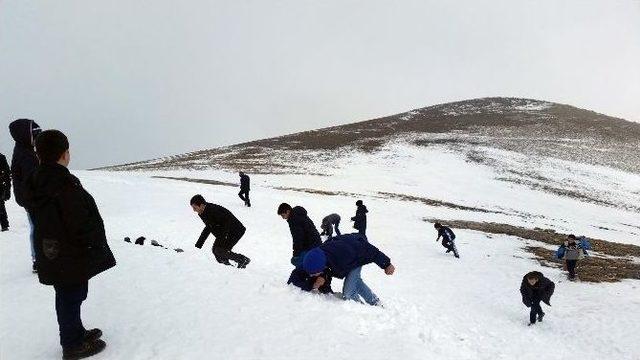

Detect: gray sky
2,0,639,169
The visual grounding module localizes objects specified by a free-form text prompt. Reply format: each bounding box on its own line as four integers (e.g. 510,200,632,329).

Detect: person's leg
238,190,246,202
54,282,89,350
342,267,363,303
212,247,232,265
567,260,577,279
27,212,35,264
0,200,8,229
245,190,251,207
529,301,542,324
334,220,341,236
355,275,380,305
326,225,333,238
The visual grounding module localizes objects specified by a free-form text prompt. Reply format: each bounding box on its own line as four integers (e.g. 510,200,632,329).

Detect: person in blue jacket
300,233,395,306
556,234,590,280
434,222,459,258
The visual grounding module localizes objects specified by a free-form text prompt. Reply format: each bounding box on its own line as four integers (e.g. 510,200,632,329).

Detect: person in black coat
238,171,251,207
351,200,368,235
191,195,250,268
277,203,322,267
9,119,42,269
520,271,555,326
434,222,460,258
0,153,10,231
287,267,334,294
24,130,114,359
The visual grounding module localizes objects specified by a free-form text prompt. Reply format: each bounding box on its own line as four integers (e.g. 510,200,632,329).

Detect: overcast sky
1,0,639,169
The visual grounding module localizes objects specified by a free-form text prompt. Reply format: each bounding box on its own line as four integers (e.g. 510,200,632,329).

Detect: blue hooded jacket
309,233,391,279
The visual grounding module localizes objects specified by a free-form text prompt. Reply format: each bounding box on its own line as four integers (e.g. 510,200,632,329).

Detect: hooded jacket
0,153,10,200
24,163,116,285
9,119,41,207
314,233,391,279
288,206,322,257
352,204,368,231
520,271,555,307
239,173,250,191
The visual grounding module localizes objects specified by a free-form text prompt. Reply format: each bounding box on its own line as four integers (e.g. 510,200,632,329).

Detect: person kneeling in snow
520,271,555,326
301,233,395,306
556,234,590,280
287,267,334,294
434,222,459,258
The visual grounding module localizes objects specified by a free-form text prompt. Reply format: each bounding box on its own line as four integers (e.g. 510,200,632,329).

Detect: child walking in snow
556,234,590,280
520,271,555,326
434,223,460,258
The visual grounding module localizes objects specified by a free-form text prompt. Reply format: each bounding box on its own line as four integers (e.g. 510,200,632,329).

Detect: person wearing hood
9,118,41,270
238,171,251,207
25,130,115,359
1,153,10,231
434,222,460,258
301,233,395,306
351,200,368,235
277,203,322,267
320,213,341,239
520,271,555,326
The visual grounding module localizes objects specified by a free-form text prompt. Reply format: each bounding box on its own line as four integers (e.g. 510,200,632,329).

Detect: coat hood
291,206,308,218
9,119,41,146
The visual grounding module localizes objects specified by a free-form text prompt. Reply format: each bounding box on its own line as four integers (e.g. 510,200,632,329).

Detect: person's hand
313,276,326,290
384,264,395,275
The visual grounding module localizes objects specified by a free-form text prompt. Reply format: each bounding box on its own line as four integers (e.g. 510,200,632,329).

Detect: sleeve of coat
287,268,313,291
289,221,306,255
195,227,210,249
57,185,99,247
362,241,391,270
520,280,531,307
542,281,555,305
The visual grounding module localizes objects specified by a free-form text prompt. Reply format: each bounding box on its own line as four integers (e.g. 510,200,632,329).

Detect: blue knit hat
303,248,326,274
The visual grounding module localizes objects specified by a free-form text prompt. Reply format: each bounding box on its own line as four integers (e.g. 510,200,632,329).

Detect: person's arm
520,281,531,307
287,268,314,292
289,221,306,255
195,227,210,249
362,241,392,271
542,280,555,306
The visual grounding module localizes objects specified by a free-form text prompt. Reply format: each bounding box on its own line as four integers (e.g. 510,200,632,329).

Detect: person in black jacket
351,200,368,235
238,171,251,207
434,222,460,258
191,195,250,268
0,153,10,231
277,203,322,267
9,119,41,270
520,271,555,326
25,130,114,359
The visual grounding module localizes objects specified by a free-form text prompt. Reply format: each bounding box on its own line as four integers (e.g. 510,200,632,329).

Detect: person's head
9,118,41,146
303,248,327,276
526,273,539,286
277,203,292,220
190,194,207,214
239,171,244,176
356,200,363,207
434,222,442,229
34,130,70,166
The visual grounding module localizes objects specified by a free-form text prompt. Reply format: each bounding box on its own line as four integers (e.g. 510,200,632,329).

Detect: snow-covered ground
1,144,639,360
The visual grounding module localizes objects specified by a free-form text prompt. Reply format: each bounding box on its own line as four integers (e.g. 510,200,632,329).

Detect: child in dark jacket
298,233,395,306
434,223,459,258
520,271,555,326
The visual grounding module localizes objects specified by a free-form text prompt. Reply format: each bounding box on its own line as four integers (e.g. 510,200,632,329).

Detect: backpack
564,241,582,260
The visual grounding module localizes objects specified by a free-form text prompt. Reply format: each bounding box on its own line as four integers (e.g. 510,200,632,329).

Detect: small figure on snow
320,213,341,239
238,171,251,207
520,271,555,326
277,203,322,267
191,195,250,268
556,234,590,280
434,222,460,258
300,233,395,306
351,200,368,235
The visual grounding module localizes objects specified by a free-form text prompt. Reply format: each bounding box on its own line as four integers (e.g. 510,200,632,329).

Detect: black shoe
538,312,545,322
237,257,251,269
84,329,103,343
63,339,106,360
528,322,535,326
32,263,38,274
1,227,8,232
445,249,451,253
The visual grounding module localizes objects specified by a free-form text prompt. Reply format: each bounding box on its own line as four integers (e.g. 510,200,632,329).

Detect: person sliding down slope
434,222,460,258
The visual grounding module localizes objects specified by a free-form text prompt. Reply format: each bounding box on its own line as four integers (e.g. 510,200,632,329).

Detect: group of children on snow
4,122,597,359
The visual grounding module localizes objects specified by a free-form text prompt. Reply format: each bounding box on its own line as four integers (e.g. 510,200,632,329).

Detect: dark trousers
238,189,250,206
0,200,8,229
213,227,248,265
357,227,366,235
54,281,88,349
529,300,544,324
566,260,578,279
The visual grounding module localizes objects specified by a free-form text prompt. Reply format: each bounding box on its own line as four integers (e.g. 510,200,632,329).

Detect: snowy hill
2,98,640,359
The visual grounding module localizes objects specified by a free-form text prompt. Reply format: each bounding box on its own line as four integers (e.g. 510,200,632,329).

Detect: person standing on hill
191,195,251,268
556,234,590,280
434,222,460,258
277,203,322,267
320,213,341,239
238,171,251,207
520,271,555,326
9,118,42,271
1,153,11,231
351,200,368,235
25,130,116,359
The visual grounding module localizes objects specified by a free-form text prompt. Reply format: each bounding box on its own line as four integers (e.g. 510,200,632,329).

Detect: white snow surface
1,145,640,360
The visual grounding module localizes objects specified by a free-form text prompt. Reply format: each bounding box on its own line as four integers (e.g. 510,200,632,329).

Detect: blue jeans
54,282,88,349
343,266,379,305
27,212,35,262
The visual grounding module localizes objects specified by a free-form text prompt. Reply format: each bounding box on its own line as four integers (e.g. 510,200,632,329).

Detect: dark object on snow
124,237,131,243
9,119,41,208
351,201,368,235
435,223,460,258
320,213,341,238
24,162,116,285
287,267,333,293
194,202,250,268
0,153,10,230
520,271,555,325
62,336,106,360
238,172,251,207
286,206,322,258
150,240,163,247
135,237,145,245
174,248,184,253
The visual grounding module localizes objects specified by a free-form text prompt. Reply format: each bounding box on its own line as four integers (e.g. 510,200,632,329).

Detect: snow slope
1,145,639,360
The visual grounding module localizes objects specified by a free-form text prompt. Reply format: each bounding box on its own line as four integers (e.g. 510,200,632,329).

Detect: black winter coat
352,204,368,231
288,206,322,257
0,153,10,200
287,268,333,294
195,203,245,249
9,119,40,207
520,271,555,307
240,174,250,191
24,163,116,286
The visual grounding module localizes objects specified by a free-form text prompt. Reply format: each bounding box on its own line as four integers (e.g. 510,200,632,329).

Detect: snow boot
32,262,38,274
237,256,251,269
84,329,102,343
537,312,545,322
62,339,106,360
